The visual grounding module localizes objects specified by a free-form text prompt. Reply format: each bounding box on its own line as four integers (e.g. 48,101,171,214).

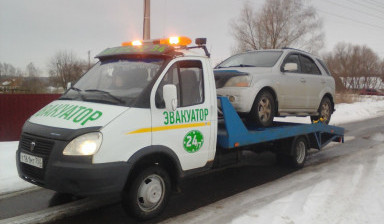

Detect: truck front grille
19,135,55,183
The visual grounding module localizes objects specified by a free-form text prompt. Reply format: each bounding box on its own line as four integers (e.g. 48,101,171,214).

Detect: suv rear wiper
84,89,125,104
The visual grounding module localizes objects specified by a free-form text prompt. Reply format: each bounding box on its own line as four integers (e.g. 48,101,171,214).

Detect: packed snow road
0,115,380,224
161,117,384,224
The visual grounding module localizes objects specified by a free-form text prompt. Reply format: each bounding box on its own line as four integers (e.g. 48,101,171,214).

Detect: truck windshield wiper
60,87,84,100
84,89,125,104
69,86,83,92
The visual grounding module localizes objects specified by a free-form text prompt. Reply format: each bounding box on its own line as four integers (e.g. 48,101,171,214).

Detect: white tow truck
16,36,344,220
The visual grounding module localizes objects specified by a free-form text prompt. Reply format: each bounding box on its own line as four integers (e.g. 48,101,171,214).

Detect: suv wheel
248,90,275,127
311,97,332,124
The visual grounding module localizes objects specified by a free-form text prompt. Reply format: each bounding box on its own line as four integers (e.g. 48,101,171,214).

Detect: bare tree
48,50,87,89
0,62,17,77
231,0,324,53
325,43,383,90
22,62,43,93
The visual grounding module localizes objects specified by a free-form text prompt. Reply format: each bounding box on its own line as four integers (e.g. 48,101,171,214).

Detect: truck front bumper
45,161,129,196
18,155,130,196
16,133,130,196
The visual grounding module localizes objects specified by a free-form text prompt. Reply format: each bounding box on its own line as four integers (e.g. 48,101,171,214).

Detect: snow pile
0,142,34,195
332,100,384,125
275,96,384,125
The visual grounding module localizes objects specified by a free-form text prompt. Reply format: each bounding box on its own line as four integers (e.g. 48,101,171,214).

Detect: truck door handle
300,78,306,83
321,80,326,84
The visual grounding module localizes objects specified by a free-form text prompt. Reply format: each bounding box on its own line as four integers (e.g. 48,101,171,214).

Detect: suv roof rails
282,47,310,54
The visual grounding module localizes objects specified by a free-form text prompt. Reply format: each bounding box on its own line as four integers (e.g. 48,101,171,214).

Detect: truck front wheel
122,165,171,220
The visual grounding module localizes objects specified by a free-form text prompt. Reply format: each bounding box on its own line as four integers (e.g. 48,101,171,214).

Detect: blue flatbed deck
217,97,344,149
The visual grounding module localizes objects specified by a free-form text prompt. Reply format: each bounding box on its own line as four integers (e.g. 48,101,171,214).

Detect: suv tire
311,97,332,124
248,90,275,127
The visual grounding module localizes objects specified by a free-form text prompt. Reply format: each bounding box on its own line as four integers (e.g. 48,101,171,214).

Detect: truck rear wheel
122,165,171,220
288,136,308,168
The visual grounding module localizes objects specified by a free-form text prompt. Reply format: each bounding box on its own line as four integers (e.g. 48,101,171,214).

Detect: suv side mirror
163,84,178,111
283,63,298,72
66,82,72,90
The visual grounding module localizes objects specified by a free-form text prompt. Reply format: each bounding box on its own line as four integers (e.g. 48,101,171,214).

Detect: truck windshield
217,51,283,68
60,58,164,106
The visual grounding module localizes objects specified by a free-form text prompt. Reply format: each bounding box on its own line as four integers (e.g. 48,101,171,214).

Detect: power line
322,0,384,22
346,0,384,16
366,0,384,10
317,9,384,31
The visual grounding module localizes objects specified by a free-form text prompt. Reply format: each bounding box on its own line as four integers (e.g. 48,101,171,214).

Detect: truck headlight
63,132,102,156
224,76,251,87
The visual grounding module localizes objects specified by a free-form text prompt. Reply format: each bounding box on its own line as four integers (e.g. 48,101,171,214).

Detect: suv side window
283,54,301,72
299,55,321,75
156,60,204,108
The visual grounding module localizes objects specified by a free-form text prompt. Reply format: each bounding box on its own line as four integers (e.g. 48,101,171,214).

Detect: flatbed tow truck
16,36,344,220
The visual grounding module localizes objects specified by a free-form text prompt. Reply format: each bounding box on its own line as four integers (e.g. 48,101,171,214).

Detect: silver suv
214,48,335,127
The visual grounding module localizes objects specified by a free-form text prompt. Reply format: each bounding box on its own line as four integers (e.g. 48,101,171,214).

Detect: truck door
150,58,214,170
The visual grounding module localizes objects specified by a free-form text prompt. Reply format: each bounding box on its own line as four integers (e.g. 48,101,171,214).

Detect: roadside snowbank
0,142,34,195
275,96,384,125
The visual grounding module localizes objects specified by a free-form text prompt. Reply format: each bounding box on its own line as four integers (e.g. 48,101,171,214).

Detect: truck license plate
20,152,43,169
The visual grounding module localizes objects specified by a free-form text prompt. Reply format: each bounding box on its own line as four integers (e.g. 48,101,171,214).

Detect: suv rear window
316,59,332,76
300,55,321,75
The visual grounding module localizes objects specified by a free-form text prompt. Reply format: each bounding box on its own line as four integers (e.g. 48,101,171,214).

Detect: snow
275,95,384,125
0,142,34,195
161,143,384,224
1,96,384,223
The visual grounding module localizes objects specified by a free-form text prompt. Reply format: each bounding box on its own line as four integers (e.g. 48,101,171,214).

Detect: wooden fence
0,94,60,141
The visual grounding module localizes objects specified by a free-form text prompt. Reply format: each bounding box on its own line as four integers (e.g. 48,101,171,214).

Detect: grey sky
1,0,384,76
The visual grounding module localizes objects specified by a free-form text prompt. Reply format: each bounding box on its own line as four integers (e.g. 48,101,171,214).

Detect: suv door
150,59,213,170
298,54,323,110
279,53,307,109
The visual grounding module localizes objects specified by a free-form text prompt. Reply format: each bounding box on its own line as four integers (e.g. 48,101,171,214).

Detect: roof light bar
121,36,192,47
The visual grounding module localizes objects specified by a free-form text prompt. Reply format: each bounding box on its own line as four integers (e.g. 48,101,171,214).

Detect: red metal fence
0,94,60,141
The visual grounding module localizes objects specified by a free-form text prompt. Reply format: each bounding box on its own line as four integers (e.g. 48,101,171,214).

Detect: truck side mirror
283,63,298,72
163,84,178,111
66,82,72,90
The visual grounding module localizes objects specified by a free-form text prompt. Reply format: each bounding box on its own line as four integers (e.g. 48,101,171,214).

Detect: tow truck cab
16,37,218,219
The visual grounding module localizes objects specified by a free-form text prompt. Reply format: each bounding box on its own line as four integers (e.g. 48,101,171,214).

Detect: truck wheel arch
125,145,183,192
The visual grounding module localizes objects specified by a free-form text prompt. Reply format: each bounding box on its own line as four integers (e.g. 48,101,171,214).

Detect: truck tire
248,90,275,127
311,97,332,124
122,166,171,220
287,136,308,168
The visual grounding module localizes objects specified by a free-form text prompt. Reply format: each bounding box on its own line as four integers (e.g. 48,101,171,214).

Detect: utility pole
143,0,150,40
87,50,91,69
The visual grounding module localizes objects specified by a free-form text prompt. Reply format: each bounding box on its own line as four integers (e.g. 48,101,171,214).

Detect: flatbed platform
217,97,344,149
